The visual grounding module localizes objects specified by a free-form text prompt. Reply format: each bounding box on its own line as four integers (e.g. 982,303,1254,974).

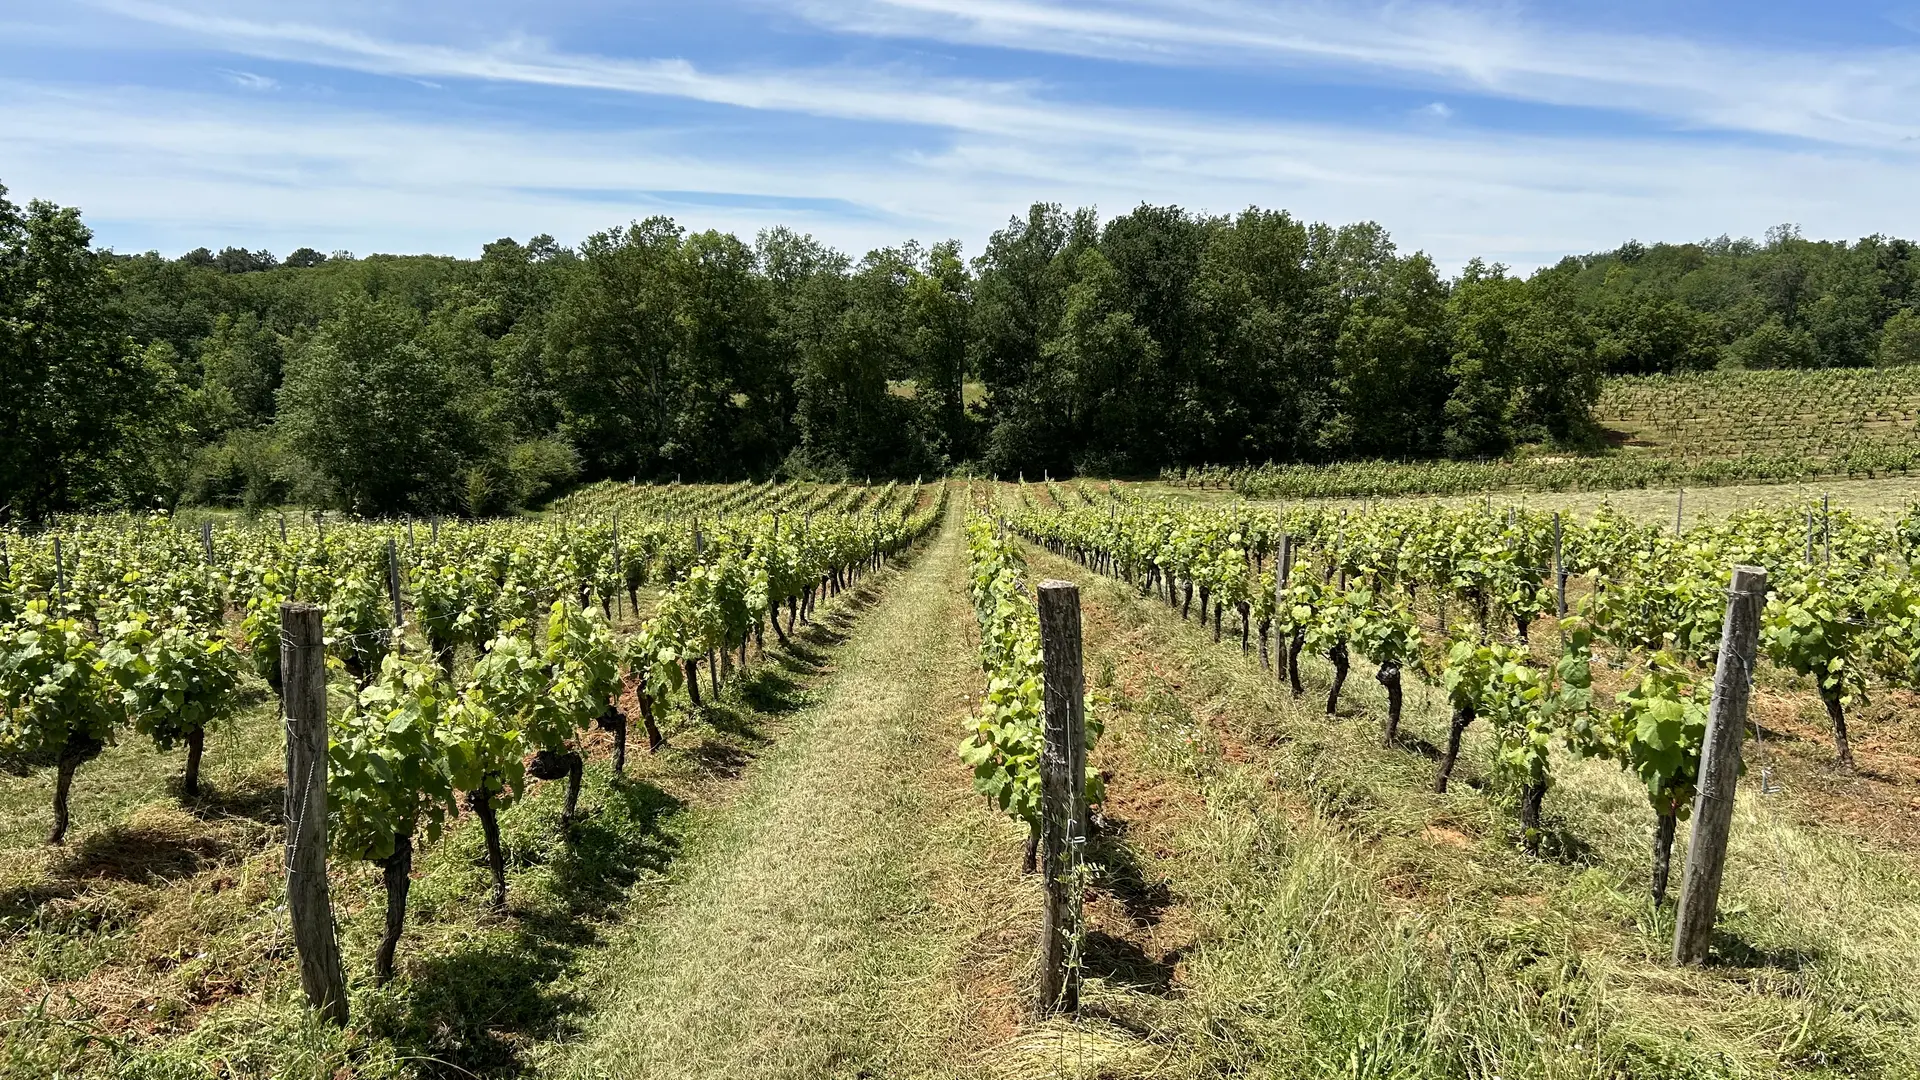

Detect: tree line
4,180,1916,520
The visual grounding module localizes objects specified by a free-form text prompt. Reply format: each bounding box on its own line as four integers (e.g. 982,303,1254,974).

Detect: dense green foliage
7,176,1918,519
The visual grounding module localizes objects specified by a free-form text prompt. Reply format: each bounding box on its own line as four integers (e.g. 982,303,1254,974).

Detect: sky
3,0,1919,271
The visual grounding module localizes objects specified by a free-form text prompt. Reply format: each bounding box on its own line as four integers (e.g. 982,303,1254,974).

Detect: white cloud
4,78,1918,274
1415,101,1452,121
218,69,278,90
786,0,1920,149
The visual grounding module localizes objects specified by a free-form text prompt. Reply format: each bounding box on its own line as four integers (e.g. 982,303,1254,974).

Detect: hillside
1175,368,1920,500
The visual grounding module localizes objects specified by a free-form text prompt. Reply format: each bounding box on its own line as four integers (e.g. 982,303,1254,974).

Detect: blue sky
3,0,1918,270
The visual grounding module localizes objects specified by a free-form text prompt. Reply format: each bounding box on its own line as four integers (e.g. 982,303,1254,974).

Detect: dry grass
546,498,1028,1080
0,535,942,1079
1011,537,1920,1079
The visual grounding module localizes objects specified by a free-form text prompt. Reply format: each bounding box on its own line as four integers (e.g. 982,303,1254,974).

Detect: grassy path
545,503,1021,1080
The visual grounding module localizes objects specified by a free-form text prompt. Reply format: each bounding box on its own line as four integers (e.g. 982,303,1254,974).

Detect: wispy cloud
218,68,277,91
4,78,1915,271
787,0,1920,149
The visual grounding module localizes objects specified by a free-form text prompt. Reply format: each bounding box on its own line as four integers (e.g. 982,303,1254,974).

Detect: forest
5,181,1918,521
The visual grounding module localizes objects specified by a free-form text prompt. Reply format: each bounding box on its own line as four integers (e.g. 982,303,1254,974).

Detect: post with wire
1672,564,1767,966
1035,579,1087,1015
280,601,349,1023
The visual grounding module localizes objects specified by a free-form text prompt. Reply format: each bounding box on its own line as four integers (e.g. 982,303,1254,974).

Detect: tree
0,185,159,520
1042,249,1157,474
902,240,974,465
1879,308,1920,366
276,292,490,513
972,203,1094,475
1443,262,1602,455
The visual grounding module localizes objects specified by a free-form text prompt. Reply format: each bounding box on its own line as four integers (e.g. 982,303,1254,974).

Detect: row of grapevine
957,510,1103,874
1001,483,1920,898
0,483,946,961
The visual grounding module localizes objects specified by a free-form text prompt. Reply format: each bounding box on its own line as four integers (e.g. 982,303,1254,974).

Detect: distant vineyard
1169,368,1920,499
1595,367,1920,463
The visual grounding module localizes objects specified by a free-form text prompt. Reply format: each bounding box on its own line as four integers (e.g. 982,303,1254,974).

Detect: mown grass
543,497,1023,1079
0,551,925,1079
1011,539,1920,1080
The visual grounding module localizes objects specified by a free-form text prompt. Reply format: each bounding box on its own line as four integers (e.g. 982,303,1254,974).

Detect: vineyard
1168,367,1920,499
4,479,1920,1078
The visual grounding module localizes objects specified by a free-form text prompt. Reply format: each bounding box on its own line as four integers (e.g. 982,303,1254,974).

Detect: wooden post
1672,565,1766,966
1675,489,1684,535
52,536,64,598
280,602,349,1023
385,538,404,634
1035,580,1086,1015
1553,512,1567,617
1822,494,1831,565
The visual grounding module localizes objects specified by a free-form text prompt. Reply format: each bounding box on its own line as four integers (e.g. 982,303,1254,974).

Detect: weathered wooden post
1553,512,1567,617
1822,494,1831,565
281,602,348,1023
1672,565,1766,966
385,538,404,636
1277,534,1298,692
1036,580,1086,1015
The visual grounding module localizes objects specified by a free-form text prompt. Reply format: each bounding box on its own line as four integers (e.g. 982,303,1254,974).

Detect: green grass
1013,537,1920,1079
0,540,949,1079
544,497,1017,1079
9,499,1916,1079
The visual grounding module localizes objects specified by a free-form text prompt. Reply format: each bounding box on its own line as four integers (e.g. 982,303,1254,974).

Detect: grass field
5,486,1919,1078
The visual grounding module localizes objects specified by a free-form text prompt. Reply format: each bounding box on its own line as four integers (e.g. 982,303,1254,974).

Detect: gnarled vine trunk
48,731,105,845
183,725,206,799
1326,642,1349,715
1651,811,1677,906
1435,705,1475,793
596,706,628,774
684,660,703,707
468,787,508,910
1821,687,1855,770
375,832,413,984
1377,662,1403,746
1519,780,1547,854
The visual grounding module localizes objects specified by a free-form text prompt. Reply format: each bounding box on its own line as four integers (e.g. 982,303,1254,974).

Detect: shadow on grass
0,744,59,777
178,774,285,826
1083,930,1182,994
1089,821,1174,929
56,821,234,884
383,778,685,1078
1708,929,1824,972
